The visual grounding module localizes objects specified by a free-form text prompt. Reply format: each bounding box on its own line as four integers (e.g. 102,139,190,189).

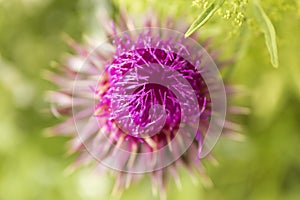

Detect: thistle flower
47,11,246,199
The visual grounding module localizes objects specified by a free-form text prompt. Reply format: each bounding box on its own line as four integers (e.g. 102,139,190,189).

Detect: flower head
47,12,246,199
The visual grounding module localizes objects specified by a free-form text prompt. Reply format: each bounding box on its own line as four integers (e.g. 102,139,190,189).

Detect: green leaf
185,0,224,38
252,0,279,68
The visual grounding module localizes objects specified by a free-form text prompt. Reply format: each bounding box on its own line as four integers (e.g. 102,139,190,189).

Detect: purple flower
47,12,248,199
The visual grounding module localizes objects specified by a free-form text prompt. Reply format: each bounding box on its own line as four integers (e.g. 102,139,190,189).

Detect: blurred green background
0,0,299,199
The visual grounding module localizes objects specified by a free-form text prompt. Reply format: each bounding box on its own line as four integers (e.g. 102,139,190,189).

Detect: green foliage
252,0,278,67
186,0,281,67
185,0,225,37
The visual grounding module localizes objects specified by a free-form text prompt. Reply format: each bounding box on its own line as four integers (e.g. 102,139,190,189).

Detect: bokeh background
0,0,299,199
